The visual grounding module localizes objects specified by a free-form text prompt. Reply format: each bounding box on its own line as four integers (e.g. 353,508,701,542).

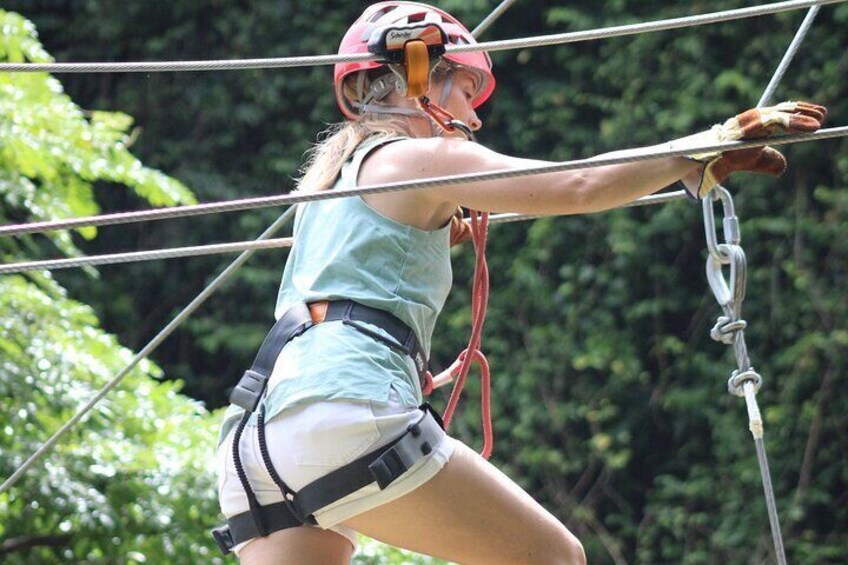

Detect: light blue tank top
219,136,453,443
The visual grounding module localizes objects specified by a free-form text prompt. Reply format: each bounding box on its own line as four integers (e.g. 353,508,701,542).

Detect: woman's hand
675,101,827,198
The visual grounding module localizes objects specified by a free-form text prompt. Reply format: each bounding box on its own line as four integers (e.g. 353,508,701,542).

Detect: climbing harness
212,299,444,555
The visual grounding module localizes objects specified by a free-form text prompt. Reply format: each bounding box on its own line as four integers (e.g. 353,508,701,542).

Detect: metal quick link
703,185,777,561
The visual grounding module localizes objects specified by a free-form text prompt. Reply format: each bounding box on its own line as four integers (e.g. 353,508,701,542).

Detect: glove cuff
679,157,721,200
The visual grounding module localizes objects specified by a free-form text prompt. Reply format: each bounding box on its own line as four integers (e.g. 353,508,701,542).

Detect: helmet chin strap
357,72,476,142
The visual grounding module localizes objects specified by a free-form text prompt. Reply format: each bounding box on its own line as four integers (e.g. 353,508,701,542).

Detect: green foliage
0,11,222,563
0,275,224,564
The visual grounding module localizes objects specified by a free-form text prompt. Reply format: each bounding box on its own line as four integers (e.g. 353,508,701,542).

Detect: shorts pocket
290,401,381,468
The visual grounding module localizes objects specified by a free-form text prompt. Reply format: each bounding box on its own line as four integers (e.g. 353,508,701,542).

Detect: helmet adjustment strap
363,21,475,141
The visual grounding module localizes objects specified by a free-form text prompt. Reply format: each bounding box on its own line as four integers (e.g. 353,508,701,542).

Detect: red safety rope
423,211,493,458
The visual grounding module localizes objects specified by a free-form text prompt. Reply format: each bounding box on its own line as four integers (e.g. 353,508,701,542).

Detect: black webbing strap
323,300,429,383
229,302,314,412
215,405,444,554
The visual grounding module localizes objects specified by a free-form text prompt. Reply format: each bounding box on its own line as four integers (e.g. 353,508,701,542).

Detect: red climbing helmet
334,1,496,120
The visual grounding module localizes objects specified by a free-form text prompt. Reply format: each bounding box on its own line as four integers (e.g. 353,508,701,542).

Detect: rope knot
710,315,747,344
727,368,762,397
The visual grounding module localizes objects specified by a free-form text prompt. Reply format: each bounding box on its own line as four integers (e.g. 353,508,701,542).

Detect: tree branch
0,533,72,555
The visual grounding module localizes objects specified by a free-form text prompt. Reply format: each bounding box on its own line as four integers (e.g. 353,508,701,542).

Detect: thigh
237,526,353,565
343,441,586,565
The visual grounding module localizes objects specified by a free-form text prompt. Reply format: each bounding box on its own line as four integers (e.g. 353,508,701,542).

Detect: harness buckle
211,525,235,555
283,494,318,526
229,369,269,412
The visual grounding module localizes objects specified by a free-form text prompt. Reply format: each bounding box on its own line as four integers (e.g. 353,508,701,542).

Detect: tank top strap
340,136,409,187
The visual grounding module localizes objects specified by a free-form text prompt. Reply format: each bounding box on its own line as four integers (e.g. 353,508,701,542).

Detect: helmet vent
368,7,395,22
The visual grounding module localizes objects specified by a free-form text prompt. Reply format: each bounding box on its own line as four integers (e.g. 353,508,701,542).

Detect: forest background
1,1,846,563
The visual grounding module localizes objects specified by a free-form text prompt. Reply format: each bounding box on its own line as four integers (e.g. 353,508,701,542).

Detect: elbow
564,170,602,215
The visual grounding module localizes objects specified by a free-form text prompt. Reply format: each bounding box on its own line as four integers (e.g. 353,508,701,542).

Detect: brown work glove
449,207,472,247
675,101,827,198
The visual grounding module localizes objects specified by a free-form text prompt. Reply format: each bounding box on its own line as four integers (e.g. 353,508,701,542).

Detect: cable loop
706,243,747,310
728,368,763,397
710,316,748,344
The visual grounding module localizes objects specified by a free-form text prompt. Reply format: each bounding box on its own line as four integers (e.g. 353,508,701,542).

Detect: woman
215,3,825,564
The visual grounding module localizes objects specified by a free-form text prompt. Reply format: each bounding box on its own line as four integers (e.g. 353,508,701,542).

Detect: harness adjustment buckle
284,494,318,526
229,369,269,412
369,448,410,490
211,525,235,555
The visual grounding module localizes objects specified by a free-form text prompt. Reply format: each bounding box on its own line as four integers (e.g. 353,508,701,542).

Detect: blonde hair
297,63,459,193
296,117,412,194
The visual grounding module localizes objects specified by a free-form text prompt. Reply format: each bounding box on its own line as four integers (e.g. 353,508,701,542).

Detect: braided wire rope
700,6,823,562
2,127,847,274
1,127,845,239
0,238,293,274
471,0,520,37
0,190,696,274
0,0,842,73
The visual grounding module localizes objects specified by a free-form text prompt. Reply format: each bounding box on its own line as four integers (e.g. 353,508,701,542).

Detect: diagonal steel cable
758,5,821,106
1,127,845,239
0,206,296,495
0,0,842,73
472,0,520,37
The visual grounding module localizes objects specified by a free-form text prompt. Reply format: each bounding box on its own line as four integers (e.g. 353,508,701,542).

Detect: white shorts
216,394,456,555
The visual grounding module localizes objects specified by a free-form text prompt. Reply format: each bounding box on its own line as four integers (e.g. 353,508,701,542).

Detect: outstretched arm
380,136,700,216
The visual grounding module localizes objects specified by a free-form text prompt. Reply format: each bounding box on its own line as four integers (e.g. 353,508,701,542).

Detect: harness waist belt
322,300,429,382
229,300,428,413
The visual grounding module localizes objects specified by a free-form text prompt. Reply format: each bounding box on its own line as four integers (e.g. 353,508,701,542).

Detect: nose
467,110,482,131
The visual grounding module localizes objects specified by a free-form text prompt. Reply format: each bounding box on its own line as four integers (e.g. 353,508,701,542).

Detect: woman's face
433,68,483,136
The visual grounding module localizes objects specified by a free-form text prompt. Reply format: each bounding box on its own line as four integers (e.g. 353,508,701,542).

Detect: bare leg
344,442,586,565
237,526,353,565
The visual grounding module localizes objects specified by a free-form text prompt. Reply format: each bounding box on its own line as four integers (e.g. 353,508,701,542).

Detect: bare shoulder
360,136,561,216
359,137,517,195
357,138,473,230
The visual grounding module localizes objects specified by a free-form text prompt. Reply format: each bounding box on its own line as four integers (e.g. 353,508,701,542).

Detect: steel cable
0,190,704,274
0,206,296,495
0,0,842,73
701,6,824,563
1,127,845,239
